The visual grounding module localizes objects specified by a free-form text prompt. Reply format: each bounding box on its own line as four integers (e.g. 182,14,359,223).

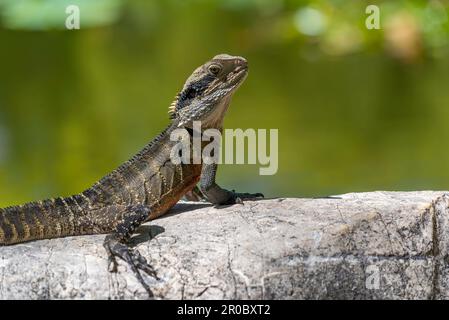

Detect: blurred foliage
0,0,449,206
0,0,123,29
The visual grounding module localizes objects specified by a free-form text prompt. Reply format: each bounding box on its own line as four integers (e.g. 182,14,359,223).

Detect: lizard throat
200,94,233,129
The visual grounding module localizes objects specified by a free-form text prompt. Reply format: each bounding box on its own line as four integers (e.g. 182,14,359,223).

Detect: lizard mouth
227,65,248,86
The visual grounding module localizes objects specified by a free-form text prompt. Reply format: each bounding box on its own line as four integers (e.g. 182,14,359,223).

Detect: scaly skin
0,54,263,297
0,123,201,244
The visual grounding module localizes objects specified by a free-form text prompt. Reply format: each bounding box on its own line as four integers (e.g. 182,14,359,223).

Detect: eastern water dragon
0,54,263,296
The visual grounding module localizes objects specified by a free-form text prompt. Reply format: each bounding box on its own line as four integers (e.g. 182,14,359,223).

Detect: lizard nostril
235,57,248,68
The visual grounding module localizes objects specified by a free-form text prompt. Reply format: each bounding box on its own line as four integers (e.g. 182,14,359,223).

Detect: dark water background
1,0,448,206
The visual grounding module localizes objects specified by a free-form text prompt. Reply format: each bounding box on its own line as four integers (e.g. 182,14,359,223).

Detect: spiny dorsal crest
168,93,180,119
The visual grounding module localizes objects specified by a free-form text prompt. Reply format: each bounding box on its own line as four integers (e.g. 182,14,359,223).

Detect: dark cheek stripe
177,74,216,111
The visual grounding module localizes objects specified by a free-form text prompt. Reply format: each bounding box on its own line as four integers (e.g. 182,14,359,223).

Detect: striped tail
0,196,89,245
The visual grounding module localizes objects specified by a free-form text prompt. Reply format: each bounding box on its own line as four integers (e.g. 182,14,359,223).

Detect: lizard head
169,54,248,129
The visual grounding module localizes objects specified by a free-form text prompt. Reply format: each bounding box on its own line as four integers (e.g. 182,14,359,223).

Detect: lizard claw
104,235,159,298
222,190,264,205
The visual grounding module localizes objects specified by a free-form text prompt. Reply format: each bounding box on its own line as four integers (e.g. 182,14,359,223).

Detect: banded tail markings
24,202,46,240
0,219,12,244
0,209,4,242
0,209,12,244
1,196,88,244
0,223,4,243
19,205,31,240
64,196,84,235
55,197,75,236
36,200,49,238
45,198,62,237
54,198,66,236
0,209,19,243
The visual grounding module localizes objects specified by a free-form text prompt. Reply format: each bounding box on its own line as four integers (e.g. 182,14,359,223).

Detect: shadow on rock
131,225,165,246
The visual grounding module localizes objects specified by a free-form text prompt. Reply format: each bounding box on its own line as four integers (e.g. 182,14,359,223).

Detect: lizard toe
104,234,158,297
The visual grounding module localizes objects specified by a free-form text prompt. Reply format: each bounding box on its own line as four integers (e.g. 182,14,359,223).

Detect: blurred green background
0,0,449,207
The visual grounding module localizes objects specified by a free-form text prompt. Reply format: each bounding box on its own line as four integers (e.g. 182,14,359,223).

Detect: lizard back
0,122,202,245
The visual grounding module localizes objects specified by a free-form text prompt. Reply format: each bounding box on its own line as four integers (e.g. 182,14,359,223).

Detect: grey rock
1,191,449,299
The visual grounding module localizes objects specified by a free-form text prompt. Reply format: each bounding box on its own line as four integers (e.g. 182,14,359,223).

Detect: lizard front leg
199,163,264,205
103,204,159,297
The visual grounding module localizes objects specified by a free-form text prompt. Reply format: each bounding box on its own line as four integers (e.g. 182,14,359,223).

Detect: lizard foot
223,190,264,205
104,234,159,298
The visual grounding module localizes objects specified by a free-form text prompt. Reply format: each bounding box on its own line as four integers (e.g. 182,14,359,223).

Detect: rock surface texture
1,191,449,299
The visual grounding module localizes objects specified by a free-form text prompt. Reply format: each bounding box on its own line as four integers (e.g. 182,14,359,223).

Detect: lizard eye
208,64,221,76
